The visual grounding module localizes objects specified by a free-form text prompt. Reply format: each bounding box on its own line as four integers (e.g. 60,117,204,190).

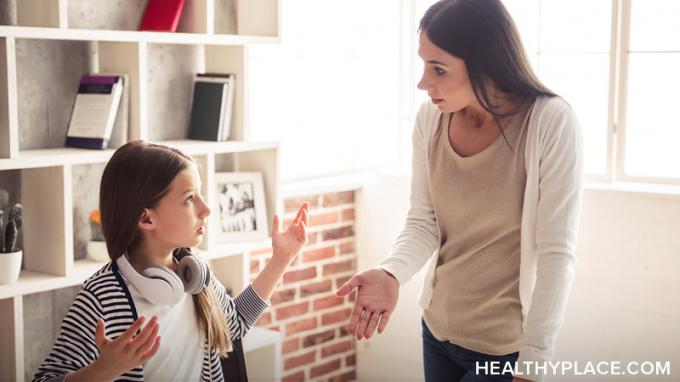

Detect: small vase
0,250,23,284
86,241,109,262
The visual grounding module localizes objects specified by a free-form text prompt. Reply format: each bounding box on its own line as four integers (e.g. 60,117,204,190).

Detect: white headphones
116,247,211,305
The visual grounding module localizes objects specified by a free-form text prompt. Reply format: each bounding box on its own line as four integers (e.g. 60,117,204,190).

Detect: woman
337,0,583,381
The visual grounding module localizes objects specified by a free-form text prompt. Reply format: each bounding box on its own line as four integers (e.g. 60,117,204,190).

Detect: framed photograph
214,172,268,242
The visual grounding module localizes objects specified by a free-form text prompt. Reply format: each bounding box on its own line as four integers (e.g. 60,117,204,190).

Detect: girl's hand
93,316,161,379
271,202,309,266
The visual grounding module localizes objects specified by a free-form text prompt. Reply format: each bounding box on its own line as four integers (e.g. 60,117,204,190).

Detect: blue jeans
422,319,519,382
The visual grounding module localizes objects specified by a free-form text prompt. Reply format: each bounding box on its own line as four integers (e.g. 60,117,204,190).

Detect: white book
65,75,123,150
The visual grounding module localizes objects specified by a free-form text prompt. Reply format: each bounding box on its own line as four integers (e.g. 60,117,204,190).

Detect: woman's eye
434,67,445,76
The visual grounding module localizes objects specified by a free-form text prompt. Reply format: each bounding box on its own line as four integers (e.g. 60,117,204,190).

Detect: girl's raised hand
271,202,309,265
93,316,161,379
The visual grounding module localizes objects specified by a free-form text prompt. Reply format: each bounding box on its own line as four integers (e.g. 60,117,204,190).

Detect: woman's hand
336,268,400,340
93,316,161,379
271,202,309,266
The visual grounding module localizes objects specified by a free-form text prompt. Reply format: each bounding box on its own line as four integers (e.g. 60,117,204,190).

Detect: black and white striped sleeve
212,277,270,340
32,287,103,382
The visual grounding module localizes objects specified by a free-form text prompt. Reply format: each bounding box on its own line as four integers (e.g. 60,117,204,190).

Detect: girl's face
142,164,211,250
417,31,478,113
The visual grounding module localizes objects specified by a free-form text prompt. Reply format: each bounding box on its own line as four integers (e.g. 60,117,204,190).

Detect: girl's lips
196,227,205,235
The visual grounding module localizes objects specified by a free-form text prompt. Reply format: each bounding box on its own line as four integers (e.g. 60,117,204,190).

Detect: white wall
354,174,680,381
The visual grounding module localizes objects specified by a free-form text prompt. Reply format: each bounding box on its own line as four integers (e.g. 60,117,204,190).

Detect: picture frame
214,172,268,242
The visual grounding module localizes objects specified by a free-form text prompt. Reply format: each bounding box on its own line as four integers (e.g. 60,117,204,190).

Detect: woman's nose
417,74,428,91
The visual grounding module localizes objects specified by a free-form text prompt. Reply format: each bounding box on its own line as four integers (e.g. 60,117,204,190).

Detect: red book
139,0,186,32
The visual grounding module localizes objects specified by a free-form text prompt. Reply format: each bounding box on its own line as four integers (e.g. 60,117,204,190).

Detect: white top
378,96,583,381
120,273,204,381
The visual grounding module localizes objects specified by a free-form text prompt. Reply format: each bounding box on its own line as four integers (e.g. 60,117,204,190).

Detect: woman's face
417,31,477,113
144,164,211,250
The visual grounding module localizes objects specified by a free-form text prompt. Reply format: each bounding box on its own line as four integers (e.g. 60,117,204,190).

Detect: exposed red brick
300,279,332,298
345,353,356,366
283,267,317,284
341,208,355,222
322,226,354,241
276,302,309,320
338,326,352,338
313,295,344,311
271,288,296,304
339,241,354,255
335,275,352,289
307,232,319,244
310,358,342,378
330,370,356,382
310,211,340,227
322,260,354,276
322,308,352,326
284,195,319,213
303,245,336,262
283,338,300,354
322,191,355,207
284,350,316,370
256,311,272,326
286,317,317,335
282,370,305,382
303,329,335,348
321,339,353,358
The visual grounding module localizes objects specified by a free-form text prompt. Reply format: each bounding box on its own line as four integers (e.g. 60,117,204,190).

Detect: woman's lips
431,98,444,105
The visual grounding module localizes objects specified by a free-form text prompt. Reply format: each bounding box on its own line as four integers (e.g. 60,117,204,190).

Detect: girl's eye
434,67,445,76
186,195,194,203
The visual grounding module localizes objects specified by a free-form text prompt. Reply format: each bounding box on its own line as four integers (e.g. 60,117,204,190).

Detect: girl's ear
138,208,155,231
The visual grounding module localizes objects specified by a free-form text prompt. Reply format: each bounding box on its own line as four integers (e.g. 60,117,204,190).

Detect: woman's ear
137,208,155,231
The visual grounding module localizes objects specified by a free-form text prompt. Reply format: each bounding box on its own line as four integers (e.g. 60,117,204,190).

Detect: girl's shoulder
81,261,122,293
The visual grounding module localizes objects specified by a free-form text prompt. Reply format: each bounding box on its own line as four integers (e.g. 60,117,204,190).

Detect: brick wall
248,190,358,382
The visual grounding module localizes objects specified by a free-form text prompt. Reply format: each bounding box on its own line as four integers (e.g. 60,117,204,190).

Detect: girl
33,140,309,382
337,0,583,381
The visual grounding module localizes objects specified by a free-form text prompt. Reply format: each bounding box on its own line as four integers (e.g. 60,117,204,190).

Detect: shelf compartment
1,36,18,159
0,296,24,380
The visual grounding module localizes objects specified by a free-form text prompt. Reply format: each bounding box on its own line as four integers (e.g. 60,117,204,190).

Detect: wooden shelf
0,260,106,300
0,140,279,170
0,26,278,46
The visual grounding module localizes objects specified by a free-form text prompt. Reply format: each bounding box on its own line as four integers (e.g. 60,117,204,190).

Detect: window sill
584,180,680,198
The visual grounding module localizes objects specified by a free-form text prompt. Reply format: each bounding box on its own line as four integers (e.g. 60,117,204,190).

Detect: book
140,0,186,32
187,73,235,142
98,73,129,148
65,75,124,150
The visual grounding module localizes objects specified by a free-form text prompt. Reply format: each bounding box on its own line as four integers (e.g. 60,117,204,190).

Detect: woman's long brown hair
99,140,231,356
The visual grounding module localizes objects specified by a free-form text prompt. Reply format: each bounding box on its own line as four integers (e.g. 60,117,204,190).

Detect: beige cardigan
379,96,583,381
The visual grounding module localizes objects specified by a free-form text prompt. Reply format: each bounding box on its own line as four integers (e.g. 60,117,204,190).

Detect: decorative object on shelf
0,189,23,284
86,209,109,262
215,172,268,242
187,73,236,142
140,0,186,32
65,75,125,150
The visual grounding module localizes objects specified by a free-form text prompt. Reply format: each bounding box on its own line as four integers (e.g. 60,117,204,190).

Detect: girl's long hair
100,140,231,356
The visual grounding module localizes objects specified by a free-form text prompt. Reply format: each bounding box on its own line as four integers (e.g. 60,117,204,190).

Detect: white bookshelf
0,0,281,380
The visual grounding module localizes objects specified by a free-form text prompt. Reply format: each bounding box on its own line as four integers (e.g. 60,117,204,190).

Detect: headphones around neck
116,247,212,305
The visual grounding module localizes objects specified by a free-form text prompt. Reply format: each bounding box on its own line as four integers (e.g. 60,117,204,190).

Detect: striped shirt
33,261,269,382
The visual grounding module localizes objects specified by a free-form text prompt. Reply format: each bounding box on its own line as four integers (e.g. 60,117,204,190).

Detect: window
247,0,401,180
